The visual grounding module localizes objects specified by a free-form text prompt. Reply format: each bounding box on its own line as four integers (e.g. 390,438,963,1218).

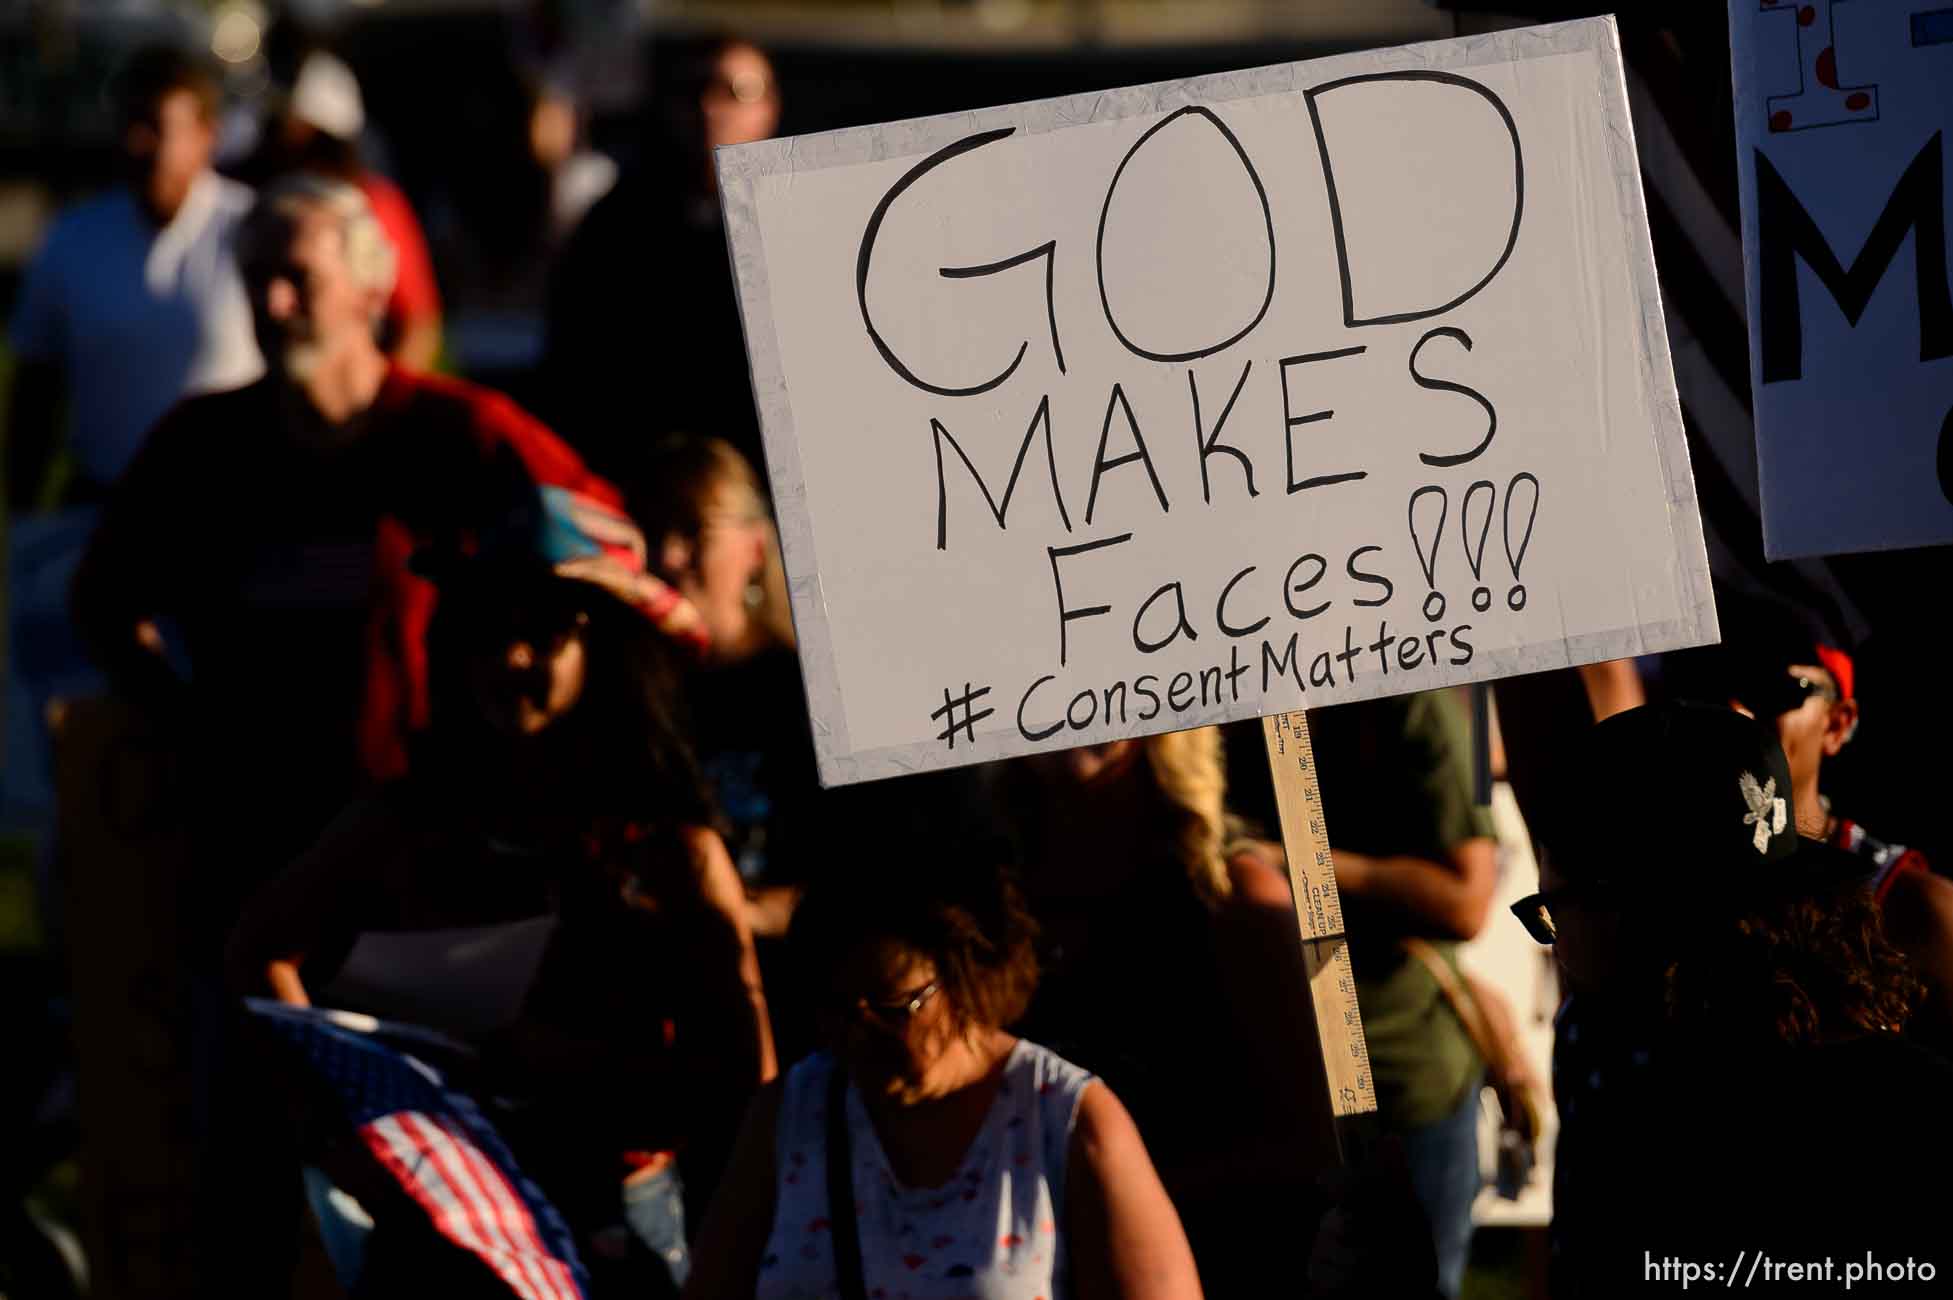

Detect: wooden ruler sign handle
1261,710,1378,1128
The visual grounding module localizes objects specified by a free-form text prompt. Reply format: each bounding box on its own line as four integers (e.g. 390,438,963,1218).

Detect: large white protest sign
1730,1,1953,558
719,17,1716,787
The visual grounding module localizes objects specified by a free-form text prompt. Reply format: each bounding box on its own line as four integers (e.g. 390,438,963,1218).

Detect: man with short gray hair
74,173,621,894
71,174,642,1292
234,173,400,388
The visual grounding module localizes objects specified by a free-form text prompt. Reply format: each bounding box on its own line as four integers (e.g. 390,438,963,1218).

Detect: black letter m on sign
1757,132,1953,383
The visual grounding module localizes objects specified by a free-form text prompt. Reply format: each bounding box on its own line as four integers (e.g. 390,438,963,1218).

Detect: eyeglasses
842,980,940,1032
1800,672,1838,696
1739,669,1838,718
704,72,773,105
486,609,588,665
696,511,766,536
1781,672,1839,706
1509,891,1571,945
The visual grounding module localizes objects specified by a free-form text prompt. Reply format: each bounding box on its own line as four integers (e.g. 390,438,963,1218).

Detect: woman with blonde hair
629,435,808,923
633,433,793,664
1001,729,1345,1299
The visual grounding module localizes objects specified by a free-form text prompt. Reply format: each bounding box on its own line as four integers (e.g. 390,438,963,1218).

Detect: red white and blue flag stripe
249,1000,588,1299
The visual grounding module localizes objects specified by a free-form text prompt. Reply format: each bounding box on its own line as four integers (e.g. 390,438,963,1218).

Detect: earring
743,581,764,611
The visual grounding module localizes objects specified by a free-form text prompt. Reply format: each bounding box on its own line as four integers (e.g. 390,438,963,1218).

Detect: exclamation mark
1408,485,1448,623
1503,472,1540,611
1461,479,1495,613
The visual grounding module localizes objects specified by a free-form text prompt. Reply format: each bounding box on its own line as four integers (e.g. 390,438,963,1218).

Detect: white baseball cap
290,51,365,141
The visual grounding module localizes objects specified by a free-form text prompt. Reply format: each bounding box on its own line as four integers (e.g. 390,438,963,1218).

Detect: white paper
1730,0,1953,558
320,916,558,1037
719,17,1715,787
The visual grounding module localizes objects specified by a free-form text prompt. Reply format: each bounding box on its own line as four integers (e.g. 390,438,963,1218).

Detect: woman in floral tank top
685,859,1201,1299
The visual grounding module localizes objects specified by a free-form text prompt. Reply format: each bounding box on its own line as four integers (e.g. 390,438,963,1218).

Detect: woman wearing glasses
544,34,782,476
684,857,1202,1300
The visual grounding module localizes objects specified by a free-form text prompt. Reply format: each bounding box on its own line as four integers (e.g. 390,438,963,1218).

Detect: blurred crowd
3,18,1951,1300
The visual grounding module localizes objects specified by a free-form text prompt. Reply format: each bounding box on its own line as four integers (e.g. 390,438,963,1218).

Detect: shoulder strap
1404,938,1543,1139
1403,937,1498,1069
825,1062,868,1300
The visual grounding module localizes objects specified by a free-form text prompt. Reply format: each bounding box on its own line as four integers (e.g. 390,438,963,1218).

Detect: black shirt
1552,1000,1953,1291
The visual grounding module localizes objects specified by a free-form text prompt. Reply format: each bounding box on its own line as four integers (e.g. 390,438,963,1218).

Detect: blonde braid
1143,727,1232,907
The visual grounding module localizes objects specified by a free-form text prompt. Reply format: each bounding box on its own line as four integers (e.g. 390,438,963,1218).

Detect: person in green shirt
1290,690,1498,1299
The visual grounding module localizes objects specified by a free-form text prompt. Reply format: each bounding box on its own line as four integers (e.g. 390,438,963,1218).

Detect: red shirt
358,172,442,333
74,367,620,823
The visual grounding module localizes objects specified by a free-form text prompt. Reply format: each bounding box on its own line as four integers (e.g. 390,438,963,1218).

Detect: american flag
249,1000,589,1300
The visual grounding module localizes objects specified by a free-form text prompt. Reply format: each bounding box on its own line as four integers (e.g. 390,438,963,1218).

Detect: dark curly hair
1664,877,1921,1045
789,857,1040,1034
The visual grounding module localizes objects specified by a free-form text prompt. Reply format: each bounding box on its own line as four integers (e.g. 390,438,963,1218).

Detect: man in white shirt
6,45,262,508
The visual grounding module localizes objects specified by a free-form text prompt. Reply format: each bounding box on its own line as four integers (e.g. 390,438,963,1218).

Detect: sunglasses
704,72,773,105
1738,670,1838,718
483,607,589,654
840,980,941,1032
1509,890,1574,945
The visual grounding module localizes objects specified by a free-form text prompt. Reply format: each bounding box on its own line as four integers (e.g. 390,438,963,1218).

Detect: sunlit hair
633,434,795,652
237,174,398,302
1000,726,1251,910
1663,878,1920,1045
1142,727,1241,908
791,857,1040,1036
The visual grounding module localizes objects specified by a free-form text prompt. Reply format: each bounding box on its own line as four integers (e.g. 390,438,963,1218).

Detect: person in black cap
1672,594,1953,1050
1517,704,1953,1293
